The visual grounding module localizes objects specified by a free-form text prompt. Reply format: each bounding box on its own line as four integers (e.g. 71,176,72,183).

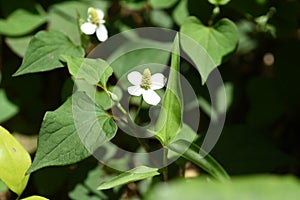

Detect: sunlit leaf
21,196,49,200
13,30,84,76
28,92,117,173
97,166,159,190
0,126,31,196
0,179,7,192
208,0,231,6
0,9,46,36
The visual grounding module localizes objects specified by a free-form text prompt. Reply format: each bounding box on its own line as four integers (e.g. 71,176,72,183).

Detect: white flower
127,68,166,106
80,7,108,42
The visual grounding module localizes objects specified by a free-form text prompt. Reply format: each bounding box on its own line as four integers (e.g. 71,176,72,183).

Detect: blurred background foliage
0,0,300,199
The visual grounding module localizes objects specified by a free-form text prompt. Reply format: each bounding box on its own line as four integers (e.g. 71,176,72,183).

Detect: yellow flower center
88,7,100,26
140,68,152,90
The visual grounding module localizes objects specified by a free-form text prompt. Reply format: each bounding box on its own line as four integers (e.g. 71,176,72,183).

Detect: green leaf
149,10,173,28
5,35,32,57
21,196,49,200
0,9,47,36
13,30,84,76
60,55,112,89
0,126,31,196
95,86,123,110
215,82,233,115
0,179,7,192
208,0,231,6
69,166,107,200
146,175,300,200
168,140,230,181
172,0,189,26
0,89,19,123
155,34,183,146
180,17,238,84
149,0,178,9
167,124,198,159
28,92,117,173
109,39,171,81
97,166,159,190
120,0,148,10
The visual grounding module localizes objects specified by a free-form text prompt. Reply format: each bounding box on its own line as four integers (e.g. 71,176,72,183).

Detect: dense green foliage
0,0,299,199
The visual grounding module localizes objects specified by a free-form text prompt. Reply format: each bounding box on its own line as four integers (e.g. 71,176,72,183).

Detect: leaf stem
162,148,168,181
208,5,220,26
134,96,143,123
116,102,127,115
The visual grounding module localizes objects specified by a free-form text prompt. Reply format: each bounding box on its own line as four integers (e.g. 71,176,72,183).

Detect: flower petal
80,22,97,35
151,73,166,90
96,24,108,42
96,8,104,19
128,86,144,96
143,90,161,106
127,71,142,86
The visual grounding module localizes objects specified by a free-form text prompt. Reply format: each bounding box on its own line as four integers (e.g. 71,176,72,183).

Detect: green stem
111,94,162,167
114,96,150,152
116,102,127,115
208,5,220,26
134,96,143,123
162,148,168,181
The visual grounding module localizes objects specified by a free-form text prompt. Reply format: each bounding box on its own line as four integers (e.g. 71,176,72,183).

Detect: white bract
80,7,108,42
127,68,166,106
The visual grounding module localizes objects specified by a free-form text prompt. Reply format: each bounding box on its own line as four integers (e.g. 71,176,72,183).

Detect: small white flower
127,68,166,106
80,7,108,42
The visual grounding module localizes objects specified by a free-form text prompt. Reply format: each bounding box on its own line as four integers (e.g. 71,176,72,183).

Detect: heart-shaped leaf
180,17,238,84
0,126,31,196
28,92,117,173
13,30,84,76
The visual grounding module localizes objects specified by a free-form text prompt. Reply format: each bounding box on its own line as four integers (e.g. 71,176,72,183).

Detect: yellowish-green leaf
21,196,49,200
0,126,31,196
208,0,231,6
